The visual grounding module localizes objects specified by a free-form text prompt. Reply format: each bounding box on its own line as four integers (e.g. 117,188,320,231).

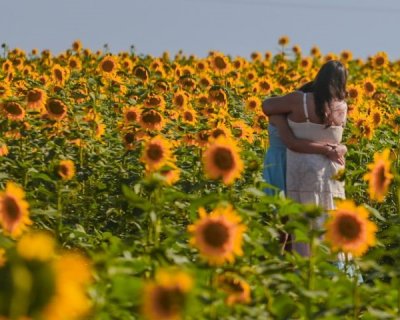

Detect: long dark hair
312,60,347,123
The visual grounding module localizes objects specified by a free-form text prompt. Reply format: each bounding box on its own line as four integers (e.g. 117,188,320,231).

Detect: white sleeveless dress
287,93,346,255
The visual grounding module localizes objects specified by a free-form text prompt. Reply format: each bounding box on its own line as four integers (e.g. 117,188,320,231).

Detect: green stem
397,278,400,316
306,234,315,320
353,266,360,319
57,181,63,233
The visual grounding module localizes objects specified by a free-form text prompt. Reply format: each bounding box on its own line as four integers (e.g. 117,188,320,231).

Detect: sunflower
0,144,8,157
216,272,251,305
245,96,261,113
0,83,11,99
180,107,197,125
0,182,31,238
133,65,150,82
71,39,82,52
141,136,173,171
122,106,140,124
310,45,321,57
68,56,82,70
43,252,92,320
27,88,47,111
363,149,393,202
340,50,353,62
188,205,246,265
292,45,302,55
140,109,165,131
144,94,166,110
99,55,118,76
2,60,14,73
1,101,25,121
210,123,232,140
154,80,170,93
324,52,337,62
363,78,376,96
196,60,207,72
300,57,312,70
210,52,231,74
203,136,243,185
346,85,362,104
371,51,388,68
142,269,193,320
250,51,262,62
369,108,384,127
325,200,377,257
51,64,68,85
158,162,180,185
57,159,76,181
278,35,289,46
17,231,56,262
208,87,228,106
45,99,68,121
173,90,189,108
255,79,273,94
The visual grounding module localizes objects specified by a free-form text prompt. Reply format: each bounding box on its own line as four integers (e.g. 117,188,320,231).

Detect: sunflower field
0,38,399,319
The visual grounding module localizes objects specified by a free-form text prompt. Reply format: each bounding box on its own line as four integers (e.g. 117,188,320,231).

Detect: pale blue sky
1,0,399,59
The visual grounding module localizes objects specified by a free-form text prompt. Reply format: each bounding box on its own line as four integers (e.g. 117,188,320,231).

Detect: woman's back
286,92,346,209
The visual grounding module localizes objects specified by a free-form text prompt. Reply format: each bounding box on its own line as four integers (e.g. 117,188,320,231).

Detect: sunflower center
184,112,193,122
154,287,184,317
375,165,386,192
212,129,225,139
337,214,361,240
376,57,385,66
59,165,69,177
3,196,21,224
372,113,381,125
365,82,374,92
27,90,42,103
124,132,135,144
221,277,244,293
214,57,227,70
248,101,257,109
101,60,114,73
214,148,234,171
203,221,230,248
54,69,63,81
126,111,137,121
4,102,23,115
175,95,185,107
47,100,66,115
147,145,163,161
349,89,358,99
142,111,162,124
134,67,149,80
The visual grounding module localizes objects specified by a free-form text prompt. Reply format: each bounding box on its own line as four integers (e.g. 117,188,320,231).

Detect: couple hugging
262,60,348,256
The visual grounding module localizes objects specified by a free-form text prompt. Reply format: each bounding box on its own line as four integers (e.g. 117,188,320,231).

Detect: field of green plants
0,39,399,319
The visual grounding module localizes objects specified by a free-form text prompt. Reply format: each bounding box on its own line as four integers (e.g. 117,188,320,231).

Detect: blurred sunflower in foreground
0,231,92,320
363,149,393,202
325,200,377,257
142,269,193,320
188,204,246,265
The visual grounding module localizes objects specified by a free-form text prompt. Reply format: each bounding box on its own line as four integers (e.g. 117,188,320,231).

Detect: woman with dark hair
262,79,346,197
262,60,348,255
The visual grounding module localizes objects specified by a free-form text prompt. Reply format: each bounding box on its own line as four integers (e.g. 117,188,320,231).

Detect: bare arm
270,115,346,165
262,91,300,116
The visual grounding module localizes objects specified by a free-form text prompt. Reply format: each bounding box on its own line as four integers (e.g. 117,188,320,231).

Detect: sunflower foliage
0,41,399,319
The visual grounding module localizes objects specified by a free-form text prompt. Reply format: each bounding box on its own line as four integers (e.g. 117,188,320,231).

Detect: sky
1,0,400,59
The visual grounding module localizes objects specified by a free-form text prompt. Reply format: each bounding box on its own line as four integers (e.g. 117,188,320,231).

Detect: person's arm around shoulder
272,115,346,165
262,91,300,116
